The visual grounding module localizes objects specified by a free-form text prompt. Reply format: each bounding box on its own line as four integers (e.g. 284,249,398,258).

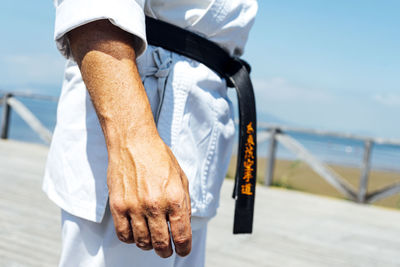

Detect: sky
1,0,399,139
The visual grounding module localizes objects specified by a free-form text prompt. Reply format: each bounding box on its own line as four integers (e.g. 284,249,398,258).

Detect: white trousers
59,207,208,267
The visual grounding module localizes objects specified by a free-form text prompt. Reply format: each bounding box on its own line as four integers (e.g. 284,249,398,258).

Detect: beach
226,157,400,210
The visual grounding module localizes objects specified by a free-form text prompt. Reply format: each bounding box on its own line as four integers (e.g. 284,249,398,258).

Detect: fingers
168,197,192,257
129,213,153,250
109,206,134,243
147,216,173,258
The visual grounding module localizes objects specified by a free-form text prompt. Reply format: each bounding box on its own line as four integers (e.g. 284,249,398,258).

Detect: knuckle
126,202,139,214
153,240,169,251
143,200,161,217
116,232,130,243
115,226,129,237
177,247,191,257
136,236,151,247
131,219,146,229
110,199,128,214
167,194,184,209
160,250,173,258
174,236,191,248
136,240,152,250
115,225,126,233
174,237,191,256
117,235,126,242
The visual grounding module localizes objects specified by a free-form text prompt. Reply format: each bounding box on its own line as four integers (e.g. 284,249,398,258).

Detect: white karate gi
44,0,257,266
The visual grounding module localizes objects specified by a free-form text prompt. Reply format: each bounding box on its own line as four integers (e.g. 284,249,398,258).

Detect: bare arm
68,19,192,258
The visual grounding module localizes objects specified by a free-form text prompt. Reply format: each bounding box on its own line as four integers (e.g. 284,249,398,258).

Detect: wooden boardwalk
1,140,400,267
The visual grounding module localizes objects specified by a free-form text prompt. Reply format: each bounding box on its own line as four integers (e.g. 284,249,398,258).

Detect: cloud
372,93,400,107
253,77,333,103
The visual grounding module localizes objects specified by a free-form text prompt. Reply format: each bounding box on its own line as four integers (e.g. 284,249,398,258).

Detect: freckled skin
68,19,192,258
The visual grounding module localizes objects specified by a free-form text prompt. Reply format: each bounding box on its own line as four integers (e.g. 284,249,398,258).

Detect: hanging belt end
233,208,254,234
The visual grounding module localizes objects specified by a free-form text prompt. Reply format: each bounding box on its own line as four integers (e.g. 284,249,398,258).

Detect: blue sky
1,0,399,139
245,0,400,139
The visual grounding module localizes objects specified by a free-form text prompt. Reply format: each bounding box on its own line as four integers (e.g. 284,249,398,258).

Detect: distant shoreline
1,95,400,173
227,156,400,210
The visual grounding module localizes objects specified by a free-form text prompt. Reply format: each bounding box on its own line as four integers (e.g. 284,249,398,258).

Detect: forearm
69,20,158,152
68,19,192,258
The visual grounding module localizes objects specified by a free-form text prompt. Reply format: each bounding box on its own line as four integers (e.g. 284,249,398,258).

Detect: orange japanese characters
241,122,255,196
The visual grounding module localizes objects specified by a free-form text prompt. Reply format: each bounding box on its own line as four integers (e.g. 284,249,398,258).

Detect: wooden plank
258,122,400,146
276,133,358,200
264,128,278,186
358,140,373,203
0,90,58,102
367,182,400,203
257,130,270,144
7,97,52,144
0,93,11,139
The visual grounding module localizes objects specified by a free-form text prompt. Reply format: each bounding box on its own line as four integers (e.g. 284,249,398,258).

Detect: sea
2,93,400,173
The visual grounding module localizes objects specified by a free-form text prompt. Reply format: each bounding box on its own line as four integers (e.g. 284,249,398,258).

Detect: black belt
146,16,257,234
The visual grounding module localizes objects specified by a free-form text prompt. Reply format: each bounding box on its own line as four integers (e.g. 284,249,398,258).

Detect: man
43,0,257,266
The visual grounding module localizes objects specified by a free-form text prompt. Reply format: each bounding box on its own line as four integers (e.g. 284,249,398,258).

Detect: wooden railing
0,92,57,144
259,123,400,204
2,91,400,205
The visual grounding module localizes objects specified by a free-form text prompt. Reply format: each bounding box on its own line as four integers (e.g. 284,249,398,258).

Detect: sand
226,156,400,210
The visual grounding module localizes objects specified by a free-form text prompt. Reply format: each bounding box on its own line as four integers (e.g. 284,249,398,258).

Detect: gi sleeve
54,0,147,59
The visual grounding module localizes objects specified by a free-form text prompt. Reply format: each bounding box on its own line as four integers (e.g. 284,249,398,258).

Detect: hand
107,135,192,258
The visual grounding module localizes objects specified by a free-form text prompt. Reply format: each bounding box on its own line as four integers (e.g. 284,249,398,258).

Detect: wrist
104,120,160,155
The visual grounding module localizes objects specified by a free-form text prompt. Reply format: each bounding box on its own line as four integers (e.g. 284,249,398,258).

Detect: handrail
0,92,54,144
0,90,59,102
276,133,358,200
1,91,399,205
7,97,52,144
259,122,400,146
261,125,400,205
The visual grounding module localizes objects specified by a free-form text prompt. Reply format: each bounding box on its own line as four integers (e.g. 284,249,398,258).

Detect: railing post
1,93,12,139
358,140,373,203
264,128,278,186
